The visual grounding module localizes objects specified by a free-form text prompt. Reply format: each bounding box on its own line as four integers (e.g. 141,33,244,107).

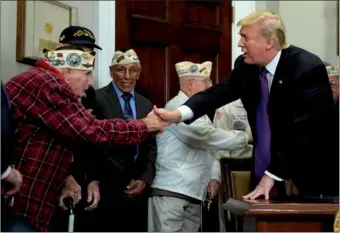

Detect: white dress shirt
178,51,284,182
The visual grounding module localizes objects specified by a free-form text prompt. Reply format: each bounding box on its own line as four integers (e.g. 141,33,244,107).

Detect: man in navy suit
152,11,339,200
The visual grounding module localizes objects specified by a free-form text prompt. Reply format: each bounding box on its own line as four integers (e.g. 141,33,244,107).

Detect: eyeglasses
112,67,140,78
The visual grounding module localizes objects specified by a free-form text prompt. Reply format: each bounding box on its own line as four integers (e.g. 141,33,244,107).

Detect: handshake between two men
141,106,182,132
59,104,257,216
142,106,182,132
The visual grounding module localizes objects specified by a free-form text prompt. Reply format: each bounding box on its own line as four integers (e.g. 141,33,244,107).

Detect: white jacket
151,91,249,201
213,99,253,159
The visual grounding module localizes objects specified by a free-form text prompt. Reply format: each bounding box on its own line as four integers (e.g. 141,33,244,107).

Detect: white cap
175,61,212,78
111,49,140,65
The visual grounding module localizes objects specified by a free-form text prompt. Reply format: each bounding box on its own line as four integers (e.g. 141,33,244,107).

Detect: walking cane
63,196,75,232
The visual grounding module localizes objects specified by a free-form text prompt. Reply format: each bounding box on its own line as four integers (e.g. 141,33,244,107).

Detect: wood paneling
116,0,232,107
131,1,167,20
183,1,219,28
134,45,166,107
256,219,323,232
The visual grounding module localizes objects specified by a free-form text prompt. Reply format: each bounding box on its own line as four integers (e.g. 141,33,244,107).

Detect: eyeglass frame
110,64,141,78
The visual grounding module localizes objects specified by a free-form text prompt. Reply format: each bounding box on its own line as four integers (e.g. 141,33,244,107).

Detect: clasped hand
142,105,182,133
143,108,169,132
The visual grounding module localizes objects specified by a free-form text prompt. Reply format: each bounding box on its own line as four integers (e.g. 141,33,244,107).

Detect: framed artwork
16,0,78,66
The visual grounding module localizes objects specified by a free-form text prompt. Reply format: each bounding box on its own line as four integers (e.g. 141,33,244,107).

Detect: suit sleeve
68,144,103,185
266,64,334,179
70,98,106,185
1,82,14,176
139,133,157,185
68,150,86,185
137,101,157,185
183,56,244,124
83,101,105,183
68,89,101,185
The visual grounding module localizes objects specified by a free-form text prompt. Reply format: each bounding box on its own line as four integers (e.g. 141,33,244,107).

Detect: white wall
1,1,32,82
232,1,339,69
280,1,339,68
93,1,115,88
0,1,115,87
231,1,255,68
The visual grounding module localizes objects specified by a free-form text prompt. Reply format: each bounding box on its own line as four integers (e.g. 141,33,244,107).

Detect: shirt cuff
1,166,11,180
210,160,221,182
177,105,194,122
265,170,284,181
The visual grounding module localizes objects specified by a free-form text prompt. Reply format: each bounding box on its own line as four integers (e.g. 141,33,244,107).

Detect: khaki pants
148,196,201,232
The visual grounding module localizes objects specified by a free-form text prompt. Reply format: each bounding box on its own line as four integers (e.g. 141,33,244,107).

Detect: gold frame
16,0,76,66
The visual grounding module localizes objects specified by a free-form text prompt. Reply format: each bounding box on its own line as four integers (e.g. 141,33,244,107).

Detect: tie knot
260,68,269,80
122,92,132,102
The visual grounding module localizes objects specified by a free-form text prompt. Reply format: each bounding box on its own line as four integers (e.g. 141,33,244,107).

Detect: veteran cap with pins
175,61,212,78
59,25,102,50
44,47,96,71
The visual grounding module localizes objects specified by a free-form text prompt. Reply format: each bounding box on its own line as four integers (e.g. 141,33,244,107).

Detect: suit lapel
268,48,290,118
135,92,142,119
105,83,125,118
269,49,288,99
135,94,144,119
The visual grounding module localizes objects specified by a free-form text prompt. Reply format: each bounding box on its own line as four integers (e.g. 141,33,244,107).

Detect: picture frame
16,0,78,66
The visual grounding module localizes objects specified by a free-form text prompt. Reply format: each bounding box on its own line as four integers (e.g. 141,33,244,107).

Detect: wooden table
223,198,339,232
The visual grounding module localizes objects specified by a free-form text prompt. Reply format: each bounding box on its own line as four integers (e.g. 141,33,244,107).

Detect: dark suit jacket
94,83,157,195
68,86,101,186
1,82,14,174
184,45,339,196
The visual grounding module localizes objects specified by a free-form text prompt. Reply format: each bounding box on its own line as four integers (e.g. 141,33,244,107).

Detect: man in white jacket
148,61,252,232
214,99,253,159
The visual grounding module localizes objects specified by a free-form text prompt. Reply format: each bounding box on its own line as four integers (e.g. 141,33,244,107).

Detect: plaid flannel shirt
5,60,148,231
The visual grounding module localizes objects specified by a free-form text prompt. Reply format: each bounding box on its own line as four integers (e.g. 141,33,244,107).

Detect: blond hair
237,11,289,49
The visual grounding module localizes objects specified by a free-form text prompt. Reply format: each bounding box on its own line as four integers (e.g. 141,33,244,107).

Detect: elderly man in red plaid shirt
3,45,164,232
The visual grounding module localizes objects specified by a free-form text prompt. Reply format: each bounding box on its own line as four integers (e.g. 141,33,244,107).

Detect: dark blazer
94,83,157,194
184,45,339,196
69,86,101,186
1,82,15,174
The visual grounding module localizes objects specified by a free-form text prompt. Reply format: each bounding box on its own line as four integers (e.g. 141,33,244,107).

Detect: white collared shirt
265,50,282,91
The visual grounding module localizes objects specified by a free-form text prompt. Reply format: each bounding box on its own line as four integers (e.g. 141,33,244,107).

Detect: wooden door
116,0,233,107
